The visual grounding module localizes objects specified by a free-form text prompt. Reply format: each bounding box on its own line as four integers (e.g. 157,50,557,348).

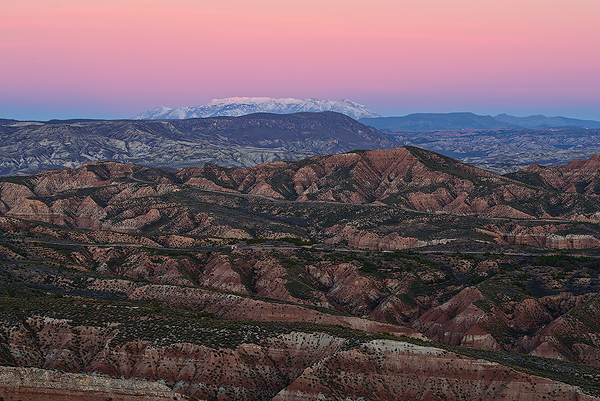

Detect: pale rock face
0,366,180,401
272,339,597,401
489,223,600,249
132,97,381,121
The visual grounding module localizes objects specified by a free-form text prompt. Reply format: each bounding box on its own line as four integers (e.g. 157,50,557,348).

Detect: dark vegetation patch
280,257,320,301
505,171,551,190
407,146,495,182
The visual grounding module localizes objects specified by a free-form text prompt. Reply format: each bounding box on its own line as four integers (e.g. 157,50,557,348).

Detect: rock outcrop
509,154,600,196
414,287,600,366
273,340,597,401
0,366,181,401
178,147,541,218
500,232,600,249
102,280,423,338
414,287,499,350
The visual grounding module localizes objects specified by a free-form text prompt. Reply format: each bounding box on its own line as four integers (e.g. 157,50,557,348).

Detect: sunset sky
2,0,599,120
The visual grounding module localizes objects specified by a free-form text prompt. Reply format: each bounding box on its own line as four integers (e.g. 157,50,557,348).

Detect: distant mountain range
4,111,600,177
493,113,600,129
359,112,600,130
134,100,600,131
5,102,600,177
0,112,393,176
133,97,380,121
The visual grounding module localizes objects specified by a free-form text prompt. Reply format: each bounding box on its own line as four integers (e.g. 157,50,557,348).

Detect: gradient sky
2,0,599,120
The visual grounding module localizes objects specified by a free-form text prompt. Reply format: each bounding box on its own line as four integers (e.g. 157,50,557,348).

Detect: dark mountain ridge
4,111,600,179
0,112,394,176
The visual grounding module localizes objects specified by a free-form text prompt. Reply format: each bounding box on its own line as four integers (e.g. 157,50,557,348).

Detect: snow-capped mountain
132,97,380,120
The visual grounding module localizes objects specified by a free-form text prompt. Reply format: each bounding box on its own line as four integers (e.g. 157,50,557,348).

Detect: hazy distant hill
360,112,600,130
359,112,518,130
494,113,600,129
133,97,380,121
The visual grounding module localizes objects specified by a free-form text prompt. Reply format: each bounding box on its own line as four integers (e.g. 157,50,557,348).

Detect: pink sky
1,0,599,120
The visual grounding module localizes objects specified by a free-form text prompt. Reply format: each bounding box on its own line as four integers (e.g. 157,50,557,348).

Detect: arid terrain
381,127,600,174
0,112,392,176
2,146,600,400
4,113,600,178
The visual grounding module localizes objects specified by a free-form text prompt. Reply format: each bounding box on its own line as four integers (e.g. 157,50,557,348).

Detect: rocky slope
274,340,596,401
0,246,600,398
173,146,600,222
508,154,600,196
2,224,600,370
414,286,600,365
1,293,597,401
2,148,600,250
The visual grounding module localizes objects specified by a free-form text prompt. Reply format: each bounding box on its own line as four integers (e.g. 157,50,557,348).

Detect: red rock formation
176,147,543,219
0,182,36,211
414,287,500,350
30,161,133,196
5,316,596,401
413,286,600,366
87,278,423,338
307,261,386,316
198,254,250,294
247,253,324,305
91,333,348,400
539,292,592,317
2,150,600,246
532,293,600,366
273,340,596,401
3,314,419,401
500,232,600,249
516,154,600,196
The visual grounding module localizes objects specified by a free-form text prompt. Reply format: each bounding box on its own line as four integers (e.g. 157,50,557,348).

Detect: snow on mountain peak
132,97,380,120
